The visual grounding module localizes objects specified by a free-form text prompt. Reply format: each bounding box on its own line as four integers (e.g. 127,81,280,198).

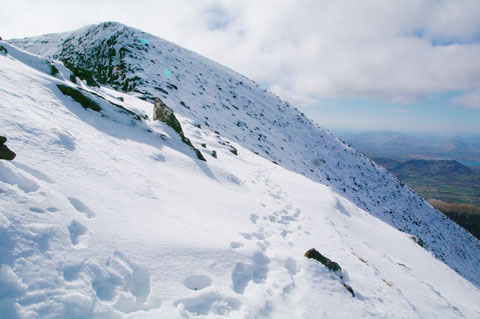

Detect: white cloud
2,0,480,108
451,89,480,109
269,84,319,107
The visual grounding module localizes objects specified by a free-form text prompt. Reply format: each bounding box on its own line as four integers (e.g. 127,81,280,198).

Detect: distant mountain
375,158,472,179
343,130,480,161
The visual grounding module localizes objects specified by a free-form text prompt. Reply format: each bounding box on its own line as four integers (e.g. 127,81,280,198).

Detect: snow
10,22,480,289
1,26,480,318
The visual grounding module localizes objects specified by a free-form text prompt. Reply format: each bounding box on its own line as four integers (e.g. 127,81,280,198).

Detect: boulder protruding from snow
153,98,183,135
305,248,341,273
153,98,206,162
305,248,355,297
0,136,16,160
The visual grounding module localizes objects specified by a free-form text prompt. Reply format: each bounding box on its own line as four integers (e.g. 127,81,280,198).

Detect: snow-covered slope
10,22,480,287
1,26,479,318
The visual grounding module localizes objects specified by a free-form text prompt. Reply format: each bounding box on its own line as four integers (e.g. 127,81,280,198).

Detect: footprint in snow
29,207,46,214
12,162,54,184
112,251,151,304
239,227,265,241
68,220,87,245
68,197,95,218
175,292,240,316
183,275,212,291
277,215,296,225
62,263,84,282
83,259,122,301
250,213,259,224
75,251,152,309
230,242,243,249
231,251,269,294
53,131,76,151
0,162,40,193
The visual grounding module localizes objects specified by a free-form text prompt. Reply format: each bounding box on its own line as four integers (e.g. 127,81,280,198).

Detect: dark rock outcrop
0,136,16,160
305,248,355,297
153,98,206,162
305,248,341,273
411,235,424,247
343,283,354,297
153,98,183,134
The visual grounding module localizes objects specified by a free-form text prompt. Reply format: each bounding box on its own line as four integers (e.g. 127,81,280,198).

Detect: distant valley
373,158,480,206
372,157,480,239
341,130,480,239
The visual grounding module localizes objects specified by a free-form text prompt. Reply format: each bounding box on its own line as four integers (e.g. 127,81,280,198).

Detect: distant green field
405,178,480,207
429,200,480,240
375,158,480,206
374,158,480,239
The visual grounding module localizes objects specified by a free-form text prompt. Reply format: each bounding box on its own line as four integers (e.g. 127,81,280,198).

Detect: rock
305,248,355,297
343,283,355,297
0,136,16,160
152,98,169,121
153,98,183,134
304,248,342,273
152,99,205,162
411,235,424,247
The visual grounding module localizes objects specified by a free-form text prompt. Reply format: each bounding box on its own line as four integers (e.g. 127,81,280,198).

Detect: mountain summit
1,22,480,318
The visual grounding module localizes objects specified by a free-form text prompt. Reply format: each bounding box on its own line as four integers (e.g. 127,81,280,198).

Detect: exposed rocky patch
0,136,16,160
305,248,355,297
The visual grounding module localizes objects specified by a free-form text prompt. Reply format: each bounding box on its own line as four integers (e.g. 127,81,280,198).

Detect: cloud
2,0,480,109
183,0,480,107
451,89,480,109
269,84,319,107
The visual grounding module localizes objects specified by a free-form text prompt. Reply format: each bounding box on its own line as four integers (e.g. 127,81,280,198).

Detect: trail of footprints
65,197,93,246
223,169,308,313
1,161,93,247
6,161,304,316
2,141,160,314
173,168,307,316
26,195,93,246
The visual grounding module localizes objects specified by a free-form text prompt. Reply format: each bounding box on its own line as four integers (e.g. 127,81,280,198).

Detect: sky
2,0,480,136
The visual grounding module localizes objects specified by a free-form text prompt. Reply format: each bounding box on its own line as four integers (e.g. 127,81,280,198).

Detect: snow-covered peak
2,25,480,317
9,22,480,287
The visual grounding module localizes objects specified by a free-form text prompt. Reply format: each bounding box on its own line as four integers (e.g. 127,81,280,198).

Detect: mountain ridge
10,22,480,286
1,23,480,317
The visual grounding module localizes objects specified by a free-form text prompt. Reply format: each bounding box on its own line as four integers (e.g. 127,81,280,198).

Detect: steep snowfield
1,31,479,318
9,22,480,288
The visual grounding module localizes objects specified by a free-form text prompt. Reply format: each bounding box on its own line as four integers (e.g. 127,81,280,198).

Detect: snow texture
1,24,480,318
